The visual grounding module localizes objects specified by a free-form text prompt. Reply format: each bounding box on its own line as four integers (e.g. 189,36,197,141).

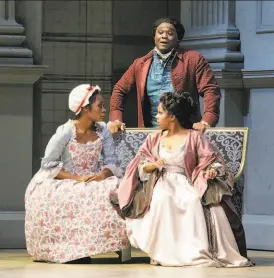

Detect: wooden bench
114,127,249,217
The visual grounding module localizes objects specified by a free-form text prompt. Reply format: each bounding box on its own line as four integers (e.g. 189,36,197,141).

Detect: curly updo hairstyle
152,17,185,41
160,91,197,129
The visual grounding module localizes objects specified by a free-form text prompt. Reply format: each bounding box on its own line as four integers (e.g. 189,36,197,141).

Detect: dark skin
56,93,113,182
153,23,209,133
154,22,179,54
146,102,216,266
143,103,217,179
109,23,209,133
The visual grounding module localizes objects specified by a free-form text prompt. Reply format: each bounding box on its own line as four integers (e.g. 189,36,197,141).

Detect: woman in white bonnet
25,84,130,263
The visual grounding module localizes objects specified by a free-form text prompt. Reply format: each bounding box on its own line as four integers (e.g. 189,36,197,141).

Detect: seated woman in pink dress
25,84,129,264
112,91,252,267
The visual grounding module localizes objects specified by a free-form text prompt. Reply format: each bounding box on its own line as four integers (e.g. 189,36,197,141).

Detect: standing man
109,17,221,132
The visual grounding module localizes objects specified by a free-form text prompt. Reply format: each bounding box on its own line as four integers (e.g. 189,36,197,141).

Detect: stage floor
0,249,274,278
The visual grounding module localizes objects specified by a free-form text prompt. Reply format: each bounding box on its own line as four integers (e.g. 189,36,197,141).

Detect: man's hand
107,121,126,137
192,121,210,133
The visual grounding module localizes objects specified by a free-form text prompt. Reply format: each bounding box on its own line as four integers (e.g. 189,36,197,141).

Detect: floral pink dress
25,121,129,263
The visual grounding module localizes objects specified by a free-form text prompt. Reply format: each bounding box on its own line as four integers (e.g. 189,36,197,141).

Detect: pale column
182,0,243,69
0,1,5,21
0,0,33,64
0,0,45,248
181,1,246,226
190,0,236,30
7,0,16,23
181,0,245,127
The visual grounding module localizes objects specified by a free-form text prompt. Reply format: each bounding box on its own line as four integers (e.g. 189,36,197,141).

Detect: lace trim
71,120,101,145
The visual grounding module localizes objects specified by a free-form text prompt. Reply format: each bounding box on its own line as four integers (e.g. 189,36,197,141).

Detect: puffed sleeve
40,121,72,174
31,121,73,183
98,122,122,178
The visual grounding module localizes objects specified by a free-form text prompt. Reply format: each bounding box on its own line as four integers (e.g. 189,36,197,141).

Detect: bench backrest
114,128,248,180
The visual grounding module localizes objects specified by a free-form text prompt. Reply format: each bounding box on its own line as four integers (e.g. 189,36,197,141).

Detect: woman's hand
107,121,126,137
86,173,106,182
76,175,94,182
77,173,105,182
78,168,113,182
203,169,218,180
143,158,166,173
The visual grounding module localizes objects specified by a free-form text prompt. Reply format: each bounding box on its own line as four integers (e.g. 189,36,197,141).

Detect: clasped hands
76,172,106,182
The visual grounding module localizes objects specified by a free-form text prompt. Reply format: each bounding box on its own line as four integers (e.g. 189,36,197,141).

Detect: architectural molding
256,1,274,34
0,211,25,221
184,29,241,41
182,37,243,68
242,70,274,89
0,65,46,84
42,33,153,45
43,73,112,81
42,33,113,44
213,69,243,89
0,211,25,248
0,1,34,64
41,74,112,93
0,25,24,34
243,214,274,250
211,69,274,89
182,0,243,69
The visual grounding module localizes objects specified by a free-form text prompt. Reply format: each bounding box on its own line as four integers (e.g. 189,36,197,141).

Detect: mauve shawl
117,129,233,210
